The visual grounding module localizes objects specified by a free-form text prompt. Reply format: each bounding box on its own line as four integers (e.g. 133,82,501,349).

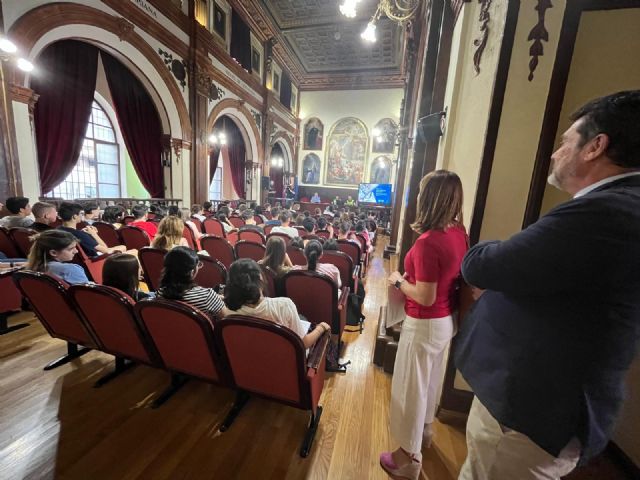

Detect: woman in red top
380,170,467,480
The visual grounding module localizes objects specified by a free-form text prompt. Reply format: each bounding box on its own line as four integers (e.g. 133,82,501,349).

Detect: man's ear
584,133,610,162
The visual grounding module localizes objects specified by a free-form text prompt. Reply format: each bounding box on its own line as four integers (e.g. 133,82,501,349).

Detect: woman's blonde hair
152,215,185,251
26,230,78,272
410,170,464,233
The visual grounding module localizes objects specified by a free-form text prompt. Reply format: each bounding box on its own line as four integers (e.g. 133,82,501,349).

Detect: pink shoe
379,451,422,480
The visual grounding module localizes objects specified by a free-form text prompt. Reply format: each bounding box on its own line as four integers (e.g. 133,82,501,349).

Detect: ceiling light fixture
0,37,36,73
341,0,421,43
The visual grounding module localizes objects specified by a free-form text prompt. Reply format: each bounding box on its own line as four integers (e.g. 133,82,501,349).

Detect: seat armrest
353,264,360,279
338,286,349,310
307,331,330,371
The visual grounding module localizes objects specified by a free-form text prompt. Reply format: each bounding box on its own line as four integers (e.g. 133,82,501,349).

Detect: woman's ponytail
304,240,323,272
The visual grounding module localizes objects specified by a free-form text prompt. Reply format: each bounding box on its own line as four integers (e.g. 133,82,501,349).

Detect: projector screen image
358,183,392,206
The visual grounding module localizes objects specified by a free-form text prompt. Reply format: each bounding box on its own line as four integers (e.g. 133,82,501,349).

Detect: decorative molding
527,0,553,81
250,109,263,133
115,17,135,42
195,70,213,98
158,48,187,90
473,0,492,74
9,84,40,123
171,138,184,162
209,83,225,101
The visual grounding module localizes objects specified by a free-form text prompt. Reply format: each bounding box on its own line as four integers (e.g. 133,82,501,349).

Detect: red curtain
270,165,284,197
101,51,164,198
32,40,99,195
209,146,221,183
226,121,246,199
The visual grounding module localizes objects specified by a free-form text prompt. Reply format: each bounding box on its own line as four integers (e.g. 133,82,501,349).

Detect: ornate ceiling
257,0,406,88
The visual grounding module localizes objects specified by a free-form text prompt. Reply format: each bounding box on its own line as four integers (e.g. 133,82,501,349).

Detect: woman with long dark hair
157,247,228,318
102,253,150,301
26,230,89,284
258,236,293,276
296,239,341,289
380,170,467,479
225,258,329,348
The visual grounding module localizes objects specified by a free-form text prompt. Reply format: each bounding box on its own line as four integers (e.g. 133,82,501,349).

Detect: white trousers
459,397,581,480
389,315,454,454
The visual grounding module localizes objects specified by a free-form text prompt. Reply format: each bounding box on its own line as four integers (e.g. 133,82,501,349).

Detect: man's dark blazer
455,175,640,463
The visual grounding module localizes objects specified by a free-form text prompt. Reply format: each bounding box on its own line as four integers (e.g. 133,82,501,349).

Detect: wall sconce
271,156,284,168
0,37,35,72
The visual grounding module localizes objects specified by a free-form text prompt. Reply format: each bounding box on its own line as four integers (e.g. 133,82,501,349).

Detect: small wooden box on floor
373,306,401,373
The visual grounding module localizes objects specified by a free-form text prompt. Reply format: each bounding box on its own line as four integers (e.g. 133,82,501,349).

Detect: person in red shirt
380,170,468,480
130,204,158,239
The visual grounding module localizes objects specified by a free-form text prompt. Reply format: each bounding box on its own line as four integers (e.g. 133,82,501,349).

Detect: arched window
47,100,121,199
209,165,223,201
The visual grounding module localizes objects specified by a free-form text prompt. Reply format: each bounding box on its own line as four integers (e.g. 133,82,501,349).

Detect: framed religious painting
324,117,369,186
303,117,324,151
370,156,392,183
372,118,398,154
213,3,226,40
301,153,321,184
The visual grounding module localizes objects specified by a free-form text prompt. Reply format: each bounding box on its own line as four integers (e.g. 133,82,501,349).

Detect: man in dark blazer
456,90,640,479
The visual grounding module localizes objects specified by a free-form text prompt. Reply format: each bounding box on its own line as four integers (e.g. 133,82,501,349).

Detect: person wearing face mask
25,230,89,284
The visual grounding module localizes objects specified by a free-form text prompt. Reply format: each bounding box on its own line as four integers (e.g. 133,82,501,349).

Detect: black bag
345,284,365,331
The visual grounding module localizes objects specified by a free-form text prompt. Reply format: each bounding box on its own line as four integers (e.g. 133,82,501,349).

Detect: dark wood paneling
468,0,521,244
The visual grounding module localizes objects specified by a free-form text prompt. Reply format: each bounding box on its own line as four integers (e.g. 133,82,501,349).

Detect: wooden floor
0,237,443,480
0,238,633,480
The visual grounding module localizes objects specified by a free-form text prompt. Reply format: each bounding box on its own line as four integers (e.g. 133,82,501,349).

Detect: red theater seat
286,245,307,266
200,235,235,271
238,229,265,244
215,315,329,457
13,271,94,369
337,239,363,277
72,244,111,283
203,218,226,237
260,265,279,297
138,247,166,291
234,240,266,262
194,255,227,289
93,221,122,248
0,226,20,258
119,225,151,251
8,227,37,257
0,269,28,335
189,216,204,233
228,216,245,229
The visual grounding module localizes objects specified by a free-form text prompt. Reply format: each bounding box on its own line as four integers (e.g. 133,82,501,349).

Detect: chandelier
339,0,421,42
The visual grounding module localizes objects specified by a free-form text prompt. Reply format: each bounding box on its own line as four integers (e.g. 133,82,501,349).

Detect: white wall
298,88,403,189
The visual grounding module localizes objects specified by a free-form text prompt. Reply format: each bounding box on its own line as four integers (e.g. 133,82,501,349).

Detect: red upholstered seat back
69,284,155,365
286,245,307,266
323,250,354,289
194,255,227,289
234,241,266,262
138,247,166,291
136,300,223,383
72,244,109,283
217,316,308,407
337,239,361,267
253,215,264,225
238,229,265,244
122,215,135,225
281,270,337,327
263,224,274,235
9,227,37,257
0,271,22,313
182,225,198,250
260,265,278,297
203,218,225,237
189,216,203,232
13,271,96,347
355,233,368,254
200,235,235,270
93,221,121,248
228,216,245,229
267,232,291,243
0,227,20,258
119,225,151,251
316,229,331,239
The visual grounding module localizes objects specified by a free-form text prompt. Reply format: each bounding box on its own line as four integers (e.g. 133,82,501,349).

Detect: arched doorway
269,143,285,198
209,115,248,200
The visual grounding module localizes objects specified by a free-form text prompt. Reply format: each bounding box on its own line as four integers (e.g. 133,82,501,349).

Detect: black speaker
261,176,271,190
417,110,447,142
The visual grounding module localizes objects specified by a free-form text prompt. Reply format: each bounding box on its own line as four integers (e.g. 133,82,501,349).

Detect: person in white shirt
225,258,329,349
190,204,207,222
270,211,299,238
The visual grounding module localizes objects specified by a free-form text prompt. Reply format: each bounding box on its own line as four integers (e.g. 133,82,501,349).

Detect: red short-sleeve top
403,225,468,319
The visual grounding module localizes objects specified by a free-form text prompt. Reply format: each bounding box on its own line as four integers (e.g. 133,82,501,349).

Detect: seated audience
264,207,281,226
271,211,298,238
152,216,188,251
172,206,202,240
239,210,263,233
338,221,359,246
0,251,27,268
323,205,335,217
345,195,356,207
217,213,236,233
255,205,268,223
331,196,341,207
225,258,330,349
157,247,229,318
294,239,342,289
58,202,126,256
102,205,125,228
310,192,321,203
302,217,316,235
26,230,89,284
130,204,158,238
314,208,322,217
316,217,333,238
202,201,213,216
0,196,34,228
259,236,293,276
355,221,374,253
103,253,150,301
31,202,57,232
323,238,339,251
82,203,100,224
191,204,206,222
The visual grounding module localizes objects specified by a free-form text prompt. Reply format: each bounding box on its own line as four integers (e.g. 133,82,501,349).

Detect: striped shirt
158,286,225,317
